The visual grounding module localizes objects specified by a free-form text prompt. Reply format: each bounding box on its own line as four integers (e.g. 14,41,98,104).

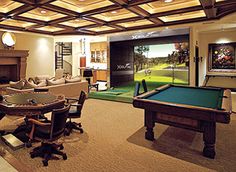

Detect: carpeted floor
0,93,236,172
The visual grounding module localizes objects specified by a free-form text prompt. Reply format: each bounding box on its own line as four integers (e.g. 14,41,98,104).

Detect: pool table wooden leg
203,121,216,159
145,110,155,141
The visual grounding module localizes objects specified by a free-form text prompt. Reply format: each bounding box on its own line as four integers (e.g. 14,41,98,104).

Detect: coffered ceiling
0,0,235,35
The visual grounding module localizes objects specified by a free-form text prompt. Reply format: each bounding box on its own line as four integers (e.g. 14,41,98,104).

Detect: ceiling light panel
86,26,116,32
117,19,154,28
0,19,36,28
19,8,66,22
159,10,206,22
139,0,200,14
35,26,64,32
60,19,95,27
92,9,137,22
51,0,114,13
0,0,23,13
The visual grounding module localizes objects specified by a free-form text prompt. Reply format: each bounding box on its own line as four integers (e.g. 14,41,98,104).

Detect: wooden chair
65,91,86,136
27,105,70,166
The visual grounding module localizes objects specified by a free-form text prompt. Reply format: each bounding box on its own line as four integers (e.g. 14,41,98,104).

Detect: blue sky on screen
147,44,176,58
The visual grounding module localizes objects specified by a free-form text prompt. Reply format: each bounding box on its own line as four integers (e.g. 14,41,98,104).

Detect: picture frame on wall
208,43,236,72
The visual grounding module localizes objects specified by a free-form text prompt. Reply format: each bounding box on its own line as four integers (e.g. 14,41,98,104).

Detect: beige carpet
0,93,236,172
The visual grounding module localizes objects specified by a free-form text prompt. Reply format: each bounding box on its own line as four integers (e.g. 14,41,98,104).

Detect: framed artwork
208,43,236,72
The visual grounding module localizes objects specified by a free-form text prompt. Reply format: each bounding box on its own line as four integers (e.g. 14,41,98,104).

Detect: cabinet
90,42,107,63
93,70,107,82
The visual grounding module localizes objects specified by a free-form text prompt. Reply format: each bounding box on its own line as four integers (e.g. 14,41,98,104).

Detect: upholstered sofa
6,79,88,98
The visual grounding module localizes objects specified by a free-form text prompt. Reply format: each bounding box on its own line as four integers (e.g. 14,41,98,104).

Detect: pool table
133,84,232,159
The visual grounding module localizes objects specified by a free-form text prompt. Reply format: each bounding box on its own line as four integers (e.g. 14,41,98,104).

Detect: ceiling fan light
40,10,47,14
164,0,173,3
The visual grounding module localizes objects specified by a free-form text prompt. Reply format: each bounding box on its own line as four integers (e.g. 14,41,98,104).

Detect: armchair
27,105,70,166
65,91,86,136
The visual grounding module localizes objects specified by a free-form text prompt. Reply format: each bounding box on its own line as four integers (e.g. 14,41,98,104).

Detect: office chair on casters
65,91,86,136
27,105,70,166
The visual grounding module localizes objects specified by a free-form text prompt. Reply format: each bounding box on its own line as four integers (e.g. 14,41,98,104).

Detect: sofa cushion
23,80,38,89
37,80,47,87
47,78,65,86
9,80,25,89
35,75,50,84
65,76,81,83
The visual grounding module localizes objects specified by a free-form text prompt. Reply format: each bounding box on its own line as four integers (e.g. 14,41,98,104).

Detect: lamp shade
83,68,93,77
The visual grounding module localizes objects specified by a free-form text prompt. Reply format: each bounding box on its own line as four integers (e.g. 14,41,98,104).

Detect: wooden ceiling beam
107,24,126,30
109,0,128,6
53,30,95,36
0,24,26,31
215,0,236,7
82,16,106,25
216,5,236,18
25,24,45,30
48,16,76,25
52,29,80,35
13,16,46,25
109,16,142,24
151,5,203,18
6,4,35,17
81,5,121,17
74,29,96,35
52,24,75,30
42,4,78,16
199,0,217,18
76,24,98,30
128,0,158,7
148,17,164,25
37,0,56,5
12,0,35,5
127,6,150,18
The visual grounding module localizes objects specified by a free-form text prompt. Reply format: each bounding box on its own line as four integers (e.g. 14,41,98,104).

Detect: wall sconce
1,32,16,49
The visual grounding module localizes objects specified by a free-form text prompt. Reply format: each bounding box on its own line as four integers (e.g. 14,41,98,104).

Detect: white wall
198,29,236,85
54,35,108,73
0,31,54,78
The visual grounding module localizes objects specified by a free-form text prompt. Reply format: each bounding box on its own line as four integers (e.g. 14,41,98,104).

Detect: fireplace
0,50,29,84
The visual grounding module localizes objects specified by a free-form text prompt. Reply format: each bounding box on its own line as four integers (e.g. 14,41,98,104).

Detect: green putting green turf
88,81,169,103
147,86,224,109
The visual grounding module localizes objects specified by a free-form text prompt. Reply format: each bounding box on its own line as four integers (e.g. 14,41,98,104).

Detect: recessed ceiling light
40,10,47,14
111,11,117,14
164,0,173,2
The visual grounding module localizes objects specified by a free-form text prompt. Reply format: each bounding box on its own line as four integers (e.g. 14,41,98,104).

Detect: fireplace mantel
0,49,29,80
0,49,29,58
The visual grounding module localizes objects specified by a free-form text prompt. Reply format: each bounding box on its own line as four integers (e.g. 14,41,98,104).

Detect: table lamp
83,68,93,84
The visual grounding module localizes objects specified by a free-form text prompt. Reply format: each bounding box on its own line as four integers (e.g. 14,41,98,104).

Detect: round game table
0,92,65,118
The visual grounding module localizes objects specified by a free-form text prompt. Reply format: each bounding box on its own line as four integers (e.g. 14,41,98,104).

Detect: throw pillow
65,76,81,83
35,75,50,84
9,80,25,89
47,78,65,86
23,80,38,89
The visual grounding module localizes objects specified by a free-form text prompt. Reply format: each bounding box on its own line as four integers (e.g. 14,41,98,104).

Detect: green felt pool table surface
146,86,224,109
